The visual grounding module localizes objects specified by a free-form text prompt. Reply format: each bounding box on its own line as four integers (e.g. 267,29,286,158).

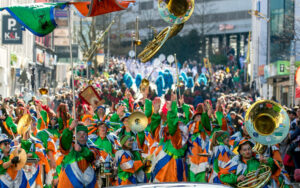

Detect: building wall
253,0,300,105
0,0,34,97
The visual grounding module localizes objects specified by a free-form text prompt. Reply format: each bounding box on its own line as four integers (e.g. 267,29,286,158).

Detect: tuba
237,100,290,188
138,0,194,63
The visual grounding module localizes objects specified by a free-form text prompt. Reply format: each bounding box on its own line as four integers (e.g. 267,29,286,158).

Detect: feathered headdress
186,77,194,89
123,73,133,88
135,74,142,88
155,75,165,97
163,69,173,89
198,73,207,86
180,72,188,83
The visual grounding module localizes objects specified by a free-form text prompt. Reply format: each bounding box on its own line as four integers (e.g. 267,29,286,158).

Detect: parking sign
2,15,23,44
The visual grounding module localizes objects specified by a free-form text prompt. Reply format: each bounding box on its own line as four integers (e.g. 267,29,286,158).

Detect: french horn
237,100,290,188
138,0,194,63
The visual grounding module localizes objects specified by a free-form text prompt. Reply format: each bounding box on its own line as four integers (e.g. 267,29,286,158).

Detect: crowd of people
0,57,299,188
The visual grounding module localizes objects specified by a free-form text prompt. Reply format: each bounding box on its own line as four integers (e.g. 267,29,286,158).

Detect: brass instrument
83,19,115,62
134,17,141,46
237,100,290,188
17,114,32,136
10,147,27,171
128,112,148,132
140,78,150,93
158,0,194,25
39,87,48,95
138,0,194,63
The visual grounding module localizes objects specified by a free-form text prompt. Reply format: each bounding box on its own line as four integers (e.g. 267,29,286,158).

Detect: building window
270,0,294,62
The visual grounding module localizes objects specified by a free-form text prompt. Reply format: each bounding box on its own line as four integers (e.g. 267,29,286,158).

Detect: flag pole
68,6,77,143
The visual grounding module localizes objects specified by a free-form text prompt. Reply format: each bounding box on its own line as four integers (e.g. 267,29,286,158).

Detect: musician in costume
214,101,228,132
219,140,291,187
209,131,233,184
229,125,253,154
90,122,119,159
57,120,99,188
150,93,189,182
56,103,71,133
109,102,127,131
93,106,108,122
36,116,61,186
18,115,49,188
115,135,145,185
0,134,30,188
186,103,212,182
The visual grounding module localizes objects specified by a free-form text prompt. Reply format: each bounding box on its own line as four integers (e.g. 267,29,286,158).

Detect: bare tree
191,0,216,61
77,17,100,76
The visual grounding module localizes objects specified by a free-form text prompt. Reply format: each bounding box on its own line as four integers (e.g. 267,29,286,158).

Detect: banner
2,15,22,44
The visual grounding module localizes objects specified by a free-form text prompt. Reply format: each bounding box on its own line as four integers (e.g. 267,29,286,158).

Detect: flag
71,0,135,17
0,3,67,36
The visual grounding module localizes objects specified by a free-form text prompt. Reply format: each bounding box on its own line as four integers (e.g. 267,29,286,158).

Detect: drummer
0,133,30,187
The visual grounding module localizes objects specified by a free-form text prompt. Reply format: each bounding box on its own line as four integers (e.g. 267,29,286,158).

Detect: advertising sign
2,15,23,44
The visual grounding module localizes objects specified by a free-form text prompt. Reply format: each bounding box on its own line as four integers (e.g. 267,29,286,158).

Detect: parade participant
36,108,49,130
151,93,188,182
209,131,233,184
56,103,71,133
90,122,119,159
229,111,244,132
215,101,228,131
18,115,49,188
57,120,99,188
186,103,212,182
109,102,126,130
0,134,30,188
36,116,61,186
229,125,253,154
219,140,291,187
93,105,108,122
115,135,145,185
116,112,145,156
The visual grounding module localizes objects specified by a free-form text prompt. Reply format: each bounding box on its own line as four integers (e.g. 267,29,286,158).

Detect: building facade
0,0,35,97
252,0,300,106
109,0,251,58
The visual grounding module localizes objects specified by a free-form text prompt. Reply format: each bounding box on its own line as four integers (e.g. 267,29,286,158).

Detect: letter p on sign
8,18,16,31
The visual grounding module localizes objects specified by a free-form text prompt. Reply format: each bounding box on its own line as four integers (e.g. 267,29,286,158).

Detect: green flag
0,3,67,36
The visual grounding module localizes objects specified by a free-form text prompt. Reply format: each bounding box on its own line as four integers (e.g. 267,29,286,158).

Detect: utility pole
289,40,296,107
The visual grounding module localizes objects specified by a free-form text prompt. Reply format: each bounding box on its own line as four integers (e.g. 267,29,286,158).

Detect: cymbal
10,148,27,171
128,112,148,132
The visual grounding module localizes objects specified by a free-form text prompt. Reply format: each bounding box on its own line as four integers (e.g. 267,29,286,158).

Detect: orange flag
71,0,134,17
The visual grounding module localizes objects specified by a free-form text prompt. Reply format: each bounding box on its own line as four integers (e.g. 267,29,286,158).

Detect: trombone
83,19,116,62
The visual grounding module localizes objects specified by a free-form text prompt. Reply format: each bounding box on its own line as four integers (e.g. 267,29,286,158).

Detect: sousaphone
237,100,290,188
138,0,194,63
